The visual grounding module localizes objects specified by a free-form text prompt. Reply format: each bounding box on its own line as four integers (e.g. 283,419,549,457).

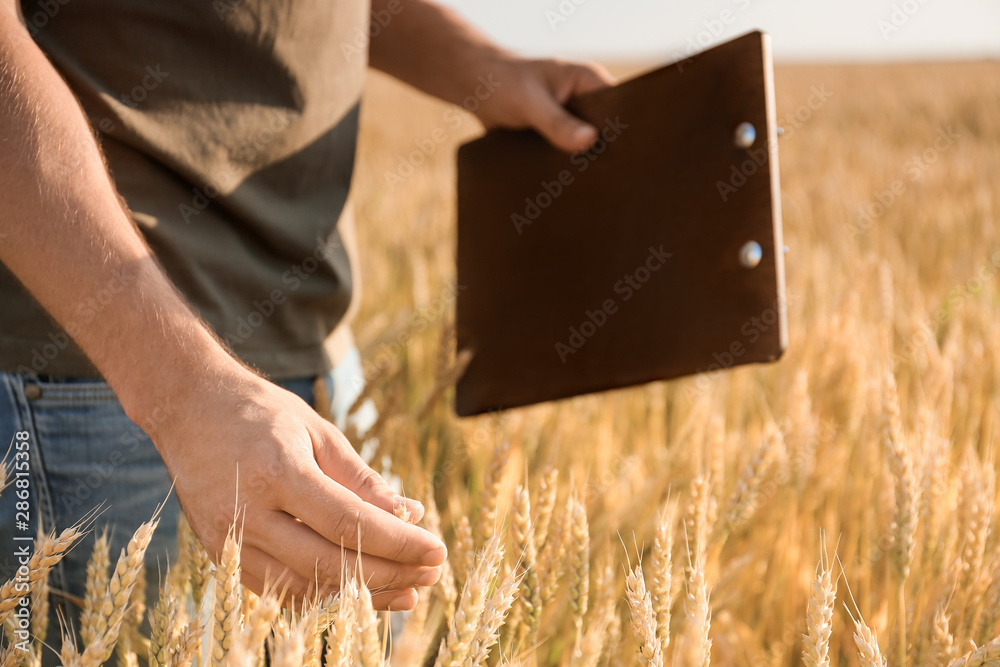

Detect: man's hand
153,366,445,609
368,0,615,153
0,2,443,611
468,56,615,153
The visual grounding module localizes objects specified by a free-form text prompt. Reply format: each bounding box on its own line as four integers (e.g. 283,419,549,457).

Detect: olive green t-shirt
1,0,368,378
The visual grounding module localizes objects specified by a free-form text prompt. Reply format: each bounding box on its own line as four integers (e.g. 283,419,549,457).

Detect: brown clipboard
454,31,787,417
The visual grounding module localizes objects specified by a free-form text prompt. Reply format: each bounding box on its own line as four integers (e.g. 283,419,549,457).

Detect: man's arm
368,0,615,153
0,2,443,608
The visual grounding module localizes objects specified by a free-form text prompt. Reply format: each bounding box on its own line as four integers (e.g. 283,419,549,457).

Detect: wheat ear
682,534,712,667
80,519,158,666
81,530,111,647
149,581,179,667
474,439,509,547
325,589,355,667
30,526,51,649
625,563,663,667
509,484,540,650
802,537,836,667
349,576,383,667
0,525,84,627
270,618,307,667
569,494,590,649
468,566,522,667
947,635,1000,666
537,507,569,609
210,527,242,666
849,611,888,667
188,524,213,615
533,467,559,551
434,536,504,667
453,515,474,589
929,605,956,666
725,427,780,531
650,502,676,657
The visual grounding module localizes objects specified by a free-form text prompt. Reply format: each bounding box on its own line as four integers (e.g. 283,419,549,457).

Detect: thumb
531,93,599,153
314,425,425,524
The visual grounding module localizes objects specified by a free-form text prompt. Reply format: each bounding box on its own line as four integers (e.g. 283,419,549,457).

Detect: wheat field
3,60,1000,666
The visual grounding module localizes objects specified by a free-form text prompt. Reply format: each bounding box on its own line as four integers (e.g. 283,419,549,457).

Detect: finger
241,552,417,611
564,61,616,96
529,90,600,153
373,588,419,611
249,508,442,590
308,427,445,564
312,422,427,523
240,543,320,601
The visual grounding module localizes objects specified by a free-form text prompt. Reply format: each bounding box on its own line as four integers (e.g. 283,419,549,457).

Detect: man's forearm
0,8,242,424
367,0,510,105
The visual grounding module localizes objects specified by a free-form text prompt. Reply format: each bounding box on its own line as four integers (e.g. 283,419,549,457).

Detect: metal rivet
776,126,785,136
24,384,41,400
739,241,763,268
734,122,756,149
783,245,790,254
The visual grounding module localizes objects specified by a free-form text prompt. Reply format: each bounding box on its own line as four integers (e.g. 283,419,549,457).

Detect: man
0,0,612,639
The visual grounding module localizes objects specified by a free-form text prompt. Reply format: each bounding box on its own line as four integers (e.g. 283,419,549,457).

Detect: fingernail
392,496,424,524
422,539,447,567
387,589,417,612
416,567,441,587
573,125,597,149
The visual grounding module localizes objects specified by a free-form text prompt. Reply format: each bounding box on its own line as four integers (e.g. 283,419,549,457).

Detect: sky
433,0,1000,63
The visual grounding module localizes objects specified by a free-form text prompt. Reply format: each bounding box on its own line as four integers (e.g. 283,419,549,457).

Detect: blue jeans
0,346,375,658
